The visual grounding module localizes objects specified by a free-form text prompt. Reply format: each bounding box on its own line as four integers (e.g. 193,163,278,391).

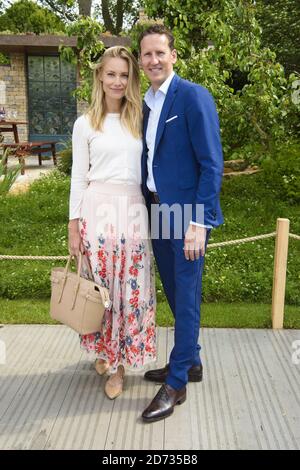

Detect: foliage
37,0,78,22
141,0,300,159
94,0,141,34
0,149,21,195
255,0,300,76
59,16,105,103
58,2,300,158
0,52,10,65
0,0,66,34
262,141,300,204
56,137,73,176
37,0,142,32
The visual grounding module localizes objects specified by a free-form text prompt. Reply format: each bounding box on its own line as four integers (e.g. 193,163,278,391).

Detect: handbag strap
72,253,83,308
58,253,83,304
59,253,111,310
78,253,94,280
79,256,112,309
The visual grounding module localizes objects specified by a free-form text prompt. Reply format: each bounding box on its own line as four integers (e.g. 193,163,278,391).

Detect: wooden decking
0,325,299,450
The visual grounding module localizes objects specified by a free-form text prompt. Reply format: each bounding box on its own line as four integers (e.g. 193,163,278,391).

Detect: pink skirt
78,181,156,373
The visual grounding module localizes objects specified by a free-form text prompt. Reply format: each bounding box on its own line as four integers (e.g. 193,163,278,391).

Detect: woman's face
100,57,129,101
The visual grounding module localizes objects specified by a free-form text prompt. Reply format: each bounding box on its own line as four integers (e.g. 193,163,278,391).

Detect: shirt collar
144,71,175,108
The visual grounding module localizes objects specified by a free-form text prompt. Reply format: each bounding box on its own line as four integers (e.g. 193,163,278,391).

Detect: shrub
262,141,300,203
0,149,21,195
56,138,72,176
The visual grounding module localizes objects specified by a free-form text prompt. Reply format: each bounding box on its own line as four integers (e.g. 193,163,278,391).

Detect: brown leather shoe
142,384,186,423
144,363,203,383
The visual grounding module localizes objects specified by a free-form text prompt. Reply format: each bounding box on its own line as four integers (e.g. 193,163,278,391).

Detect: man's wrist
189,221,212,229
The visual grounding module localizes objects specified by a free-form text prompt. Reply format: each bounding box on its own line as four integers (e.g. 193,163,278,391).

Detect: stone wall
0,53,28,143
0,53,87,144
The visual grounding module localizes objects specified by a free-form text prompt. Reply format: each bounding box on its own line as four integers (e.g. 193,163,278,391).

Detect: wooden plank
45,357,114,450
0,325,66,421
231,329,299,449
0,34,130,54
0,326,299,450
164,327,203,450
105,327,167,450
0,326,82,450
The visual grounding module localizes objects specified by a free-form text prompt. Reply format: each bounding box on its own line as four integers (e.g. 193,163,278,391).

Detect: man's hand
184,224,207,261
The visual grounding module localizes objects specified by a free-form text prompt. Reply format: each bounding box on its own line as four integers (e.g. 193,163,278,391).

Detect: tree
94,0,141,34
36,0,78,22
38,0,141,32
255,0,300,75
60,16,105,103
78,0,92,16
0,0,65,34
140,0,299,159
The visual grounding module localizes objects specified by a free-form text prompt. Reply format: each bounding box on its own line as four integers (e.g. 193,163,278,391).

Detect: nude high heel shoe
95,359,109,376
104,365,125,400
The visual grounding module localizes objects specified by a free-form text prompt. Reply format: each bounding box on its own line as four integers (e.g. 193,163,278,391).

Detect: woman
68,46,156,400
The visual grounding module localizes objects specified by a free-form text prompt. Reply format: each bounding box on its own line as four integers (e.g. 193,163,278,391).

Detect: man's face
140,34,177,90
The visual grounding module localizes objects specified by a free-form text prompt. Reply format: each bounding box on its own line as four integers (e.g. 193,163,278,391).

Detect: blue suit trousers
152,218,210,390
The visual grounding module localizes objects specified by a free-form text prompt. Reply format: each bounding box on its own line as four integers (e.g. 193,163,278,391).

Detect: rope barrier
207,232,276,249
0,231,298,261
289,233,300,241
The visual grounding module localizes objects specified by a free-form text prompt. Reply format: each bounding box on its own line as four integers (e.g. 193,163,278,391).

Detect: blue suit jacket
142,74,224,228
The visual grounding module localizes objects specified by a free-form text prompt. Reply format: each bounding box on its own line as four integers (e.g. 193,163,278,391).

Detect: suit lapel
142,101,150,185
154,74,180,155
142,101,150,140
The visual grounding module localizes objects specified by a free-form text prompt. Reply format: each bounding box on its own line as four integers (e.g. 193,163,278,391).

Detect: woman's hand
68,219,85,256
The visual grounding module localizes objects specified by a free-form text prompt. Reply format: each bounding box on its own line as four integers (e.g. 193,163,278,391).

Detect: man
139,25,223,423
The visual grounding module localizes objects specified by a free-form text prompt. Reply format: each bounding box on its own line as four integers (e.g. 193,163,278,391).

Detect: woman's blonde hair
87,46,142,138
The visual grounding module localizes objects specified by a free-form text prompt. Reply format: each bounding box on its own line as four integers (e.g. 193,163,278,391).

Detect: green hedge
262,142,300,204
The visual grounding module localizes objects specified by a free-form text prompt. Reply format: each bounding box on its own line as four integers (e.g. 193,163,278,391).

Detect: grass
0,298,299,329
0,169,299,327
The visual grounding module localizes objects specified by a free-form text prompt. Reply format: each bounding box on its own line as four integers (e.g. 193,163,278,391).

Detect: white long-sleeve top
69,113,143,220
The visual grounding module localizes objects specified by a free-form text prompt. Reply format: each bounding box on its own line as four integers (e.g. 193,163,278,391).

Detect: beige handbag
50,253,111,334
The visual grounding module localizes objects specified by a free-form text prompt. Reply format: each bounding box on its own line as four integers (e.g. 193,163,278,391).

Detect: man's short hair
138,24,175,51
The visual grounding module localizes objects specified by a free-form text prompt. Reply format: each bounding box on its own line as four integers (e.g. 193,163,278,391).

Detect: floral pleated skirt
78,181,156,373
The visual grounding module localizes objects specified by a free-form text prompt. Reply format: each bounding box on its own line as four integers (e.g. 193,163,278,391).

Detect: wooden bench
1,141,57,175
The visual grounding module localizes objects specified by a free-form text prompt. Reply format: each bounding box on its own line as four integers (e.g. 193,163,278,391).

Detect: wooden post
272,218,290,329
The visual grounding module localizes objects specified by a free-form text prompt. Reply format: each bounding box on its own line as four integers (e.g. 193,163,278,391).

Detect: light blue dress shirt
144,71,175,192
